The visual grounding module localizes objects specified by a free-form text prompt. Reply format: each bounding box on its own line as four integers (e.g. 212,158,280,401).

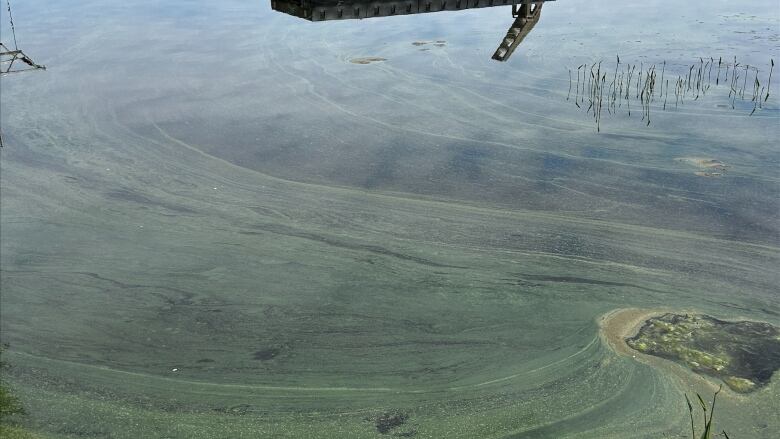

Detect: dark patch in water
213,404,252,415
349,57,386,65
241,224,465,269
372,411,409,434
253,348,281,361
105,188,196,214
517,273,669,294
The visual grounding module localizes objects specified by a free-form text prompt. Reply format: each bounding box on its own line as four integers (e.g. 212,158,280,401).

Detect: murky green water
1,0,779,437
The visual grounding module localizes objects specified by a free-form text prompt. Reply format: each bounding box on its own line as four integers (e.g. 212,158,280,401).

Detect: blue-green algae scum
1,0,779,437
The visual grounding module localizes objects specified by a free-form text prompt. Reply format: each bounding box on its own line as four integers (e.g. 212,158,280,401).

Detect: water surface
1,0,779,437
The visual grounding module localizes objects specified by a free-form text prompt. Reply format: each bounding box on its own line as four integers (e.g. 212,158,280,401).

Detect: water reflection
270,0,547,61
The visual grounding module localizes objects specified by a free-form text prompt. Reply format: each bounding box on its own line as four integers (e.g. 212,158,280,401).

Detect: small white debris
213,187,218,190
171,368,178,372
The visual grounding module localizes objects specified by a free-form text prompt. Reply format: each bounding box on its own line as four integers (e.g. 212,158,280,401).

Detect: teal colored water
1,0,778,437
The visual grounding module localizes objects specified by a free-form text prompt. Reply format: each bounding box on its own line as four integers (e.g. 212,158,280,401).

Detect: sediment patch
600,309,780,393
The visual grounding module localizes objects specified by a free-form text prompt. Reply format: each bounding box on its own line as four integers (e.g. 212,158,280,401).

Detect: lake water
1,0,779,437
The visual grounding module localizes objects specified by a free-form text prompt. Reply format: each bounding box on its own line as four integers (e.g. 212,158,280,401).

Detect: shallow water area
1,0,779,438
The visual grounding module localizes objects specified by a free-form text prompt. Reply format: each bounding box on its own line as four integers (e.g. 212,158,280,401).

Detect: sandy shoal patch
598,307,738,396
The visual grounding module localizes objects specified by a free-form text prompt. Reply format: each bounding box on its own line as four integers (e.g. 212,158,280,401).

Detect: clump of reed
567,56,775,130
684,385,730,439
